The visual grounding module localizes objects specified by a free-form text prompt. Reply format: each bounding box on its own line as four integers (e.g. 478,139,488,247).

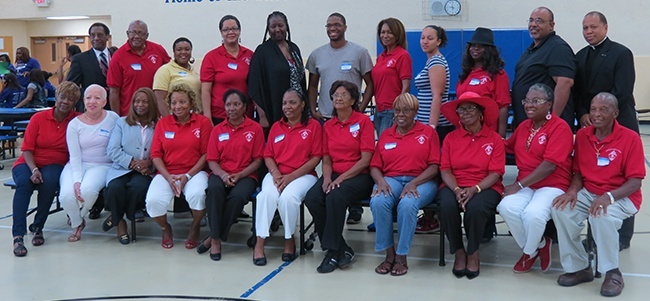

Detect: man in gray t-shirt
306,12,374,121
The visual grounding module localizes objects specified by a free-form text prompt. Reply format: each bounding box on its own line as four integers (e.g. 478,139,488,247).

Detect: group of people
0,48,55,108
7,7,644,298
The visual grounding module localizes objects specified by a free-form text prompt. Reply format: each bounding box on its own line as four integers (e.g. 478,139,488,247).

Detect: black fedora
467,27,494,46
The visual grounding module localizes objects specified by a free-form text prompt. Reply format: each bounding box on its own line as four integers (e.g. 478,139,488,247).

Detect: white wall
1,0,649,107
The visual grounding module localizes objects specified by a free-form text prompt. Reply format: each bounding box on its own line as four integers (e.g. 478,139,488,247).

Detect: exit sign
34,0,51,7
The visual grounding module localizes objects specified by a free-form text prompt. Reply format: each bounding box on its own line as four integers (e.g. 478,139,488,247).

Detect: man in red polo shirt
107,20,170,116
551,92,644,297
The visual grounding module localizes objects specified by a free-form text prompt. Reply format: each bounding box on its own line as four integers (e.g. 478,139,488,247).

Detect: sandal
31,227,44,246
375,260,394,275
13,237,27,257
118,233,130,245
185,239,199,249
102,216,114,232
196,236,210,254
390,261,408,276
68,220,85,242
161,225,174,249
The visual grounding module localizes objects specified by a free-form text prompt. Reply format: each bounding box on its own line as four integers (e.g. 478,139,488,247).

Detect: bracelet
606,192,616,204
475,185,482,193
453,187,461,192
269,169,276,175
221,173,229,180
430,124,436,129
31,167,39,174
517,181,525,189
185,173,192,181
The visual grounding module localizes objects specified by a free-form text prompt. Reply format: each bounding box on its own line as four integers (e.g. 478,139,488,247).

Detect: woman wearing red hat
497,83,573,274
437,91,504,279
456,27,511,137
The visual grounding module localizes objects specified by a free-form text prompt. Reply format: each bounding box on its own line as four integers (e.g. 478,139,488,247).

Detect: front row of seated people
10,81,643,296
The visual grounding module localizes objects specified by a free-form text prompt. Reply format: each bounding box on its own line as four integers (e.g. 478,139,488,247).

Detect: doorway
30,36,91,86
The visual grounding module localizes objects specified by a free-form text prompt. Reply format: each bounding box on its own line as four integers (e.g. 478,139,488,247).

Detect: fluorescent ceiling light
46,16,90,20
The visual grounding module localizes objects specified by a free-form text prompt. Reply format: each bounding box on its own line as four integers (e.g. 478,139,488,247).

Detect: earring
546,111,552,120
480,115,484,121
189,57,195,64
239,37,242,43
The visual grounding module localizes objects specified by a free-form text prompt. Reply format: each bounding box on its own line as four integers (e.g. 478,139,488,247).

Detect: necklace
525,121,547,150
593,142,606,157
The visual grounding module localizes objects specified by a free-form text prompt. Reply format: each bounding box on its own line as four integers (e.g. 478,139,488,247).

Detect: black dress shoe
196,237,210,254
282,251,297,262
102,216,114,232
465,269,480,280
118,234,130,245
253,255,267,266
452,268,466,278
210,253,222,261
88,208,102,220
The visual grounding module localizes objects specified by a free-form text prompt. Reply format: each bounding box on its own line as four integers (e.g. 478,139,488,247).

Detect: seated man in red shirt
551,92,645,297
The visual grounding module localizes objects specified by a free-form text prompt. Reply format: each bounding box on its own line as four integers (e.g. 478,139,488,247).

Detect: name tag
597,156,610,167
99,129,110,137
384,142,397,150
218,133,229,142
274,134,285,143
178,71,188,77
131,64,142,71
340,62,352,71
164,131,175,139
350,123,360,133
469,78,480,86
228,63,238,70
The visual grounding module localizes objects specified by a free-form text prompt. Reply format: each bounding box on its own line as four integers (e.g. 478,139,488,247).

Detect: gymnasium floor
1,126,649,301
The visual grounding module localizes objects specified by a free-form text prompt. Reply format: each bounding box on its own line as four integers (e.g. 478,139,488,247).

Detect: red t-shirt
371,46,412,112
441,125,505,194
264,118,323,176
456,68,511,109
207,117,264,181
573,121,645,209
323,111,375,174
107,40,171,116
505,114,573,191
150,113,213,174
200,45,254,119
370,122,440,177
14,109,80,168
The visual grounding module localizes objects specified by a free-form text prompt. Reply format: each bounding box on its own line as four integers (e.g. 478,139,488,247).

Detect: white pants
145,171,208,218
255,173,317,239
59,163,110,228
498,187,564,254
551,188,638,273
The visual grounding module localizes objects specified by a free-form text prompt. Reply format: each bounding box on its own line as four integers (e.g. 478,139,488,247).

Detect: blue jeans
373,109,394,137
370,176,438,255
12,163,63,237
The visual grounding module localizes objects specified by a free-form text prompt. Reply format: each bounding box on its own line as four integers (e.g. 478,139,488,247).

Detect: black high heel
452,268,466,278
196,236,210,254
253,253,267,266
465,269,480,280
210,252,222,261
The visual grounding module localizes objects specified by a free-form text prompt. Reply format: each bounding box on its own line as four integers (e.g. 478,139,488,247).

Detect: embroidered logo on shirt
416,134,427,145
244,131,254,142
244,57,251,65
386,58,397,67
299,129,311,140
606,148,622,162
192,128,201,138
538,133,547,145
482,143,494,156
148,54,158,64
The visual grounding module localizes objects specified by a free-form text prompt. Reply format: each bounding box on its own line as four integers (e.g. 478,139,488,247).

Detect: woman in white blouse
59,84,119,242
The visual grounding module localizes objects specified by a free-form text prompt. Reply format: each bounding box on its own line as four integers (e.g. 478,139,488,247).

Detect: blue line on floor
240,260,293,298
0,207,36,221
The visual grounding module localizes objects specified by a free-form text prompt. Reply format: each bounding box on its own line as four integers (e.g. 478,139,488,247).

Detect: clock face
444,0,462,16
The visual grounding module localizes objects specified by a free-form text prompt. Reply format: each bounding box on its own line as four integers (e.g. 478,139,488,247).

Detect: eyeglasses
394,108,414,115
332,92,349,99
527,18,547,25
521,98,548,105
127,30,148,37
325,23,344,29
220,27,241,33
456,105,478,114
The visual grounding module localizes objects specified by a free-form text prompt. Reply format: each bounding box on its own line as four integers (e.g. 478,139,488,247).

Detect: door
30,36,91,86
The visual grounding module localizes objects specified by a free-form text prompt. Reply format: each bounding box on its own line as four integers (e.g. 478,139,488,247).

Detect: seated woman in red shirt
370,93,440,276
438,92,505,279
253,89,322,266
145,83,213,249
305,80,375,273
11,82,80,257
199,89,264,261
498,83,573,273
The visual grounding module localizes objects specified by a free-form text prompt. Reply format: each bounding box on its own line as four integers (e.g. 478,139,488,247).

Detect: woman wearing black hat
437,92,505,279
457,27,511,137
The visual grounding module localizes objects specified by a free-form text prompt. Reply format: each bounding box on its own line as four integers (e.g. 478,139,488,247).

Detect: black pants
304,173,374,252
619,216,634,245
104,172,152,223
438,187,501,255
205,175,257,241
